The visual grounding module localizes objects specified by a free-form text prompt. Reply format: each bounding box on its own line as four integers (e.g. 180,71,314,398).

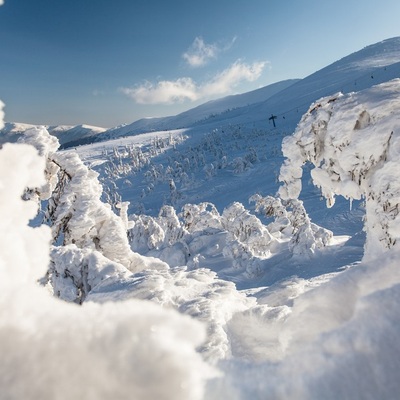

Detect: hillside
0,122,105,148
95,37,400,142
190,37,400,132
96,79,300,140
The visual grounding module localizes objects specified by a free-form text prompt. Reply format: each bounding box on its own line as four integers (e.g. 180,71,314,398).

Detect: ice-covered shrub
221,202,272,276
222,202,273,257
181,202,224,234
16,127,166,303
279,80,400,259
47,149,158,272
0,143,215,400
48,244,129,303
250,194,332,256
250,194,291,236
129,214,165,253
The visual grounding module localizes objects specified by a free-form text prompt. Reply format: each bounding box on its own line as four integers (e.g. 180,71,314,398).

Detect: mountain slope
0,122,106,148
95,79,300,140
48,124,106,149
99,37,400,141
191,37,400,132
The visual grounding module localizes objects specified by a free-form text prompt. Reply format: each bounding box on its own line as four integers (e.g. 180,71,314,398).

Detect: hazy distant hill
0,122,105,148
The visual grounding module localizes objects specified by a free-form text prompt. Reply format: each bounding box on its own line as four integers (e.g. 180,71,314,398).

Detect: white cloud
120,78,198,105
182,37,219,68
200,60,267,97
0,1,4,5
120,60,268,105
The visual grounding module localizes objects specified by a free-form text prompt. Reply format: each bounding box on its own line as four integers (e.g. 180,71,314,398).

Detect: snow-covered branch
279,79,400,258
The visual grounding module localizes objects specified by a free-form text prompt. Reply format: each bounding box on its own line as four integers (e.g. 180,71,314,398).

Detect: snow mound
210,249,400,400
88,265,255,363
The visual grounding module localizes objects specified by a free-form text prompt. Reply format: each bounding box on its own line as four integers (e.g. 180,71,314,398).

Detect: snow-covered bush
287,199,333,256
129,214,165,253
222,202,273,257
48,244,129,303
157,205,186,245
47,149,158,272
250,194,332,256
250,194,291,236
231,156,249,174
15,127,166,302
0,142,215,400
220,202,272,276
181,202,224,234
279,80,400,259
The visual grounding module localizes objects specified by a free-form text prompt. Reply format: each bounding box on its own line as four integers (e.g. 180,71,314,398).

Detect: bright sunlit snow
1,36,400,399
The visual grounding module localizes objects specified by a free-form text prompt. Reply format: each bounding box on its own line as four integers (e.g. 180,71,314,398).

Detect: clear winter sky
1,0,400,128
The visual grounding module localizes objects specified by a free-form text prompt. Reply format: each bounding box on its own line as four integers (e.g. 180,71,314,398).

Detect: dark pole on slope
269,114,277,128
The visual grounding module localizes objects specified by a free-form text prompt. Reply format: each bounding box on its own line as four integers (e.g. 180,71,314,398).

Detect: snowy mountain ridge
97,79,300,140
0,121,105,148
95,36,400,141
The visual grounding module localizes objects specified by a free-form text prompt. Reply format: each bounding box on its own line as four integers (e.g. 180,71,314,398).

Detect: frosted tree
221,202,273,276
17,127,165,302
181,202,223,234
249,194,332,255
231,157,248,174
129,214,165,253
279,81,400,259
222,202,273,258
287,199,332,256
250,194,291,236
157,205,186,246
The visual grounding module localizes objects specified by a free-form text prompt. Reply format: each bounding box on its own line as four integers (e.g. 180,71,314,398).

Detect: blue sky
1,0,400,128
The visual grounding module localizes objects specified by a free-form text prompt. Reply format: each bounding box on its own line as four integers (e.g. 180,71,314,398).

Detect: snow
1,37,400,399
90,37,400,141
0,143,216,400
0,122,106,148
279,79,400,259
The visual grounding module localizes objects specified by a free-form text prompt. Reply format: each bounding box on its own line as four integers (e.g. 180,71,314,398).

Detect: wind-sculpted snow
209,249,400,400
87,265,256,363
0,143,216,400
280,79,400,259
